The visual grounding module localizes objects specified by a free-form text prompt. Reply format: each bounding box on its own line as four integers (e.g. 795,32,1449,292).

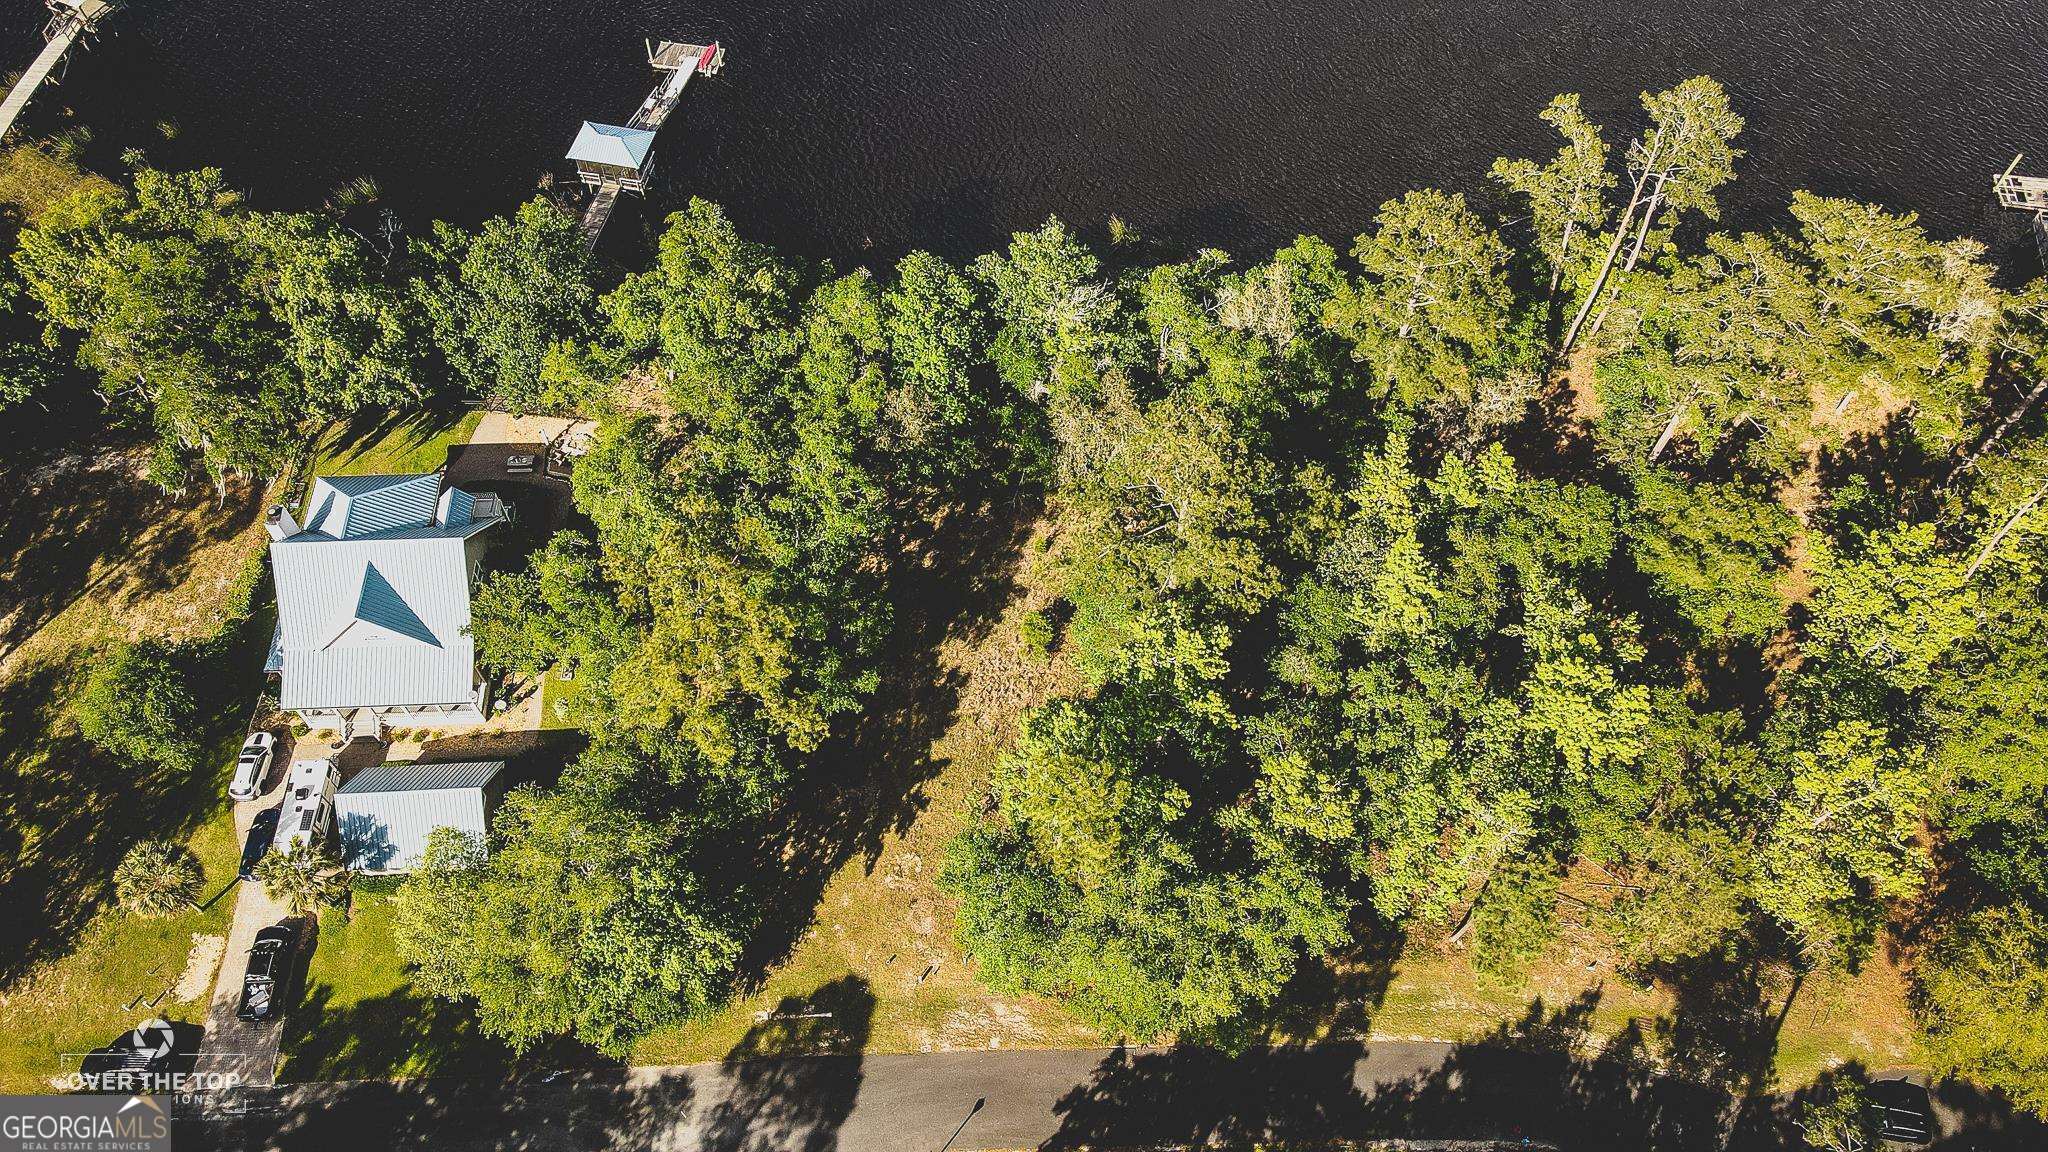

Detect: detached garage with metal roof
335,760,507,874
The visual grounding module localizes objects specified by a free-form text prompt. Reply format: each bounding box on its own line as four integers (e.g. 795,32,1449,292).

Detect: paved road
182,1042,1466,1151
169,1038,2048,1152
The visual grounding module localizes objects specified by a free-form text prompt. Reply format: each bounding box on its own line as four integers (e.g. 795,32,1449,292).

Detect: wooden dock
572,39,725,248
0,0,115,142
1994,154,2048,264
577,181,621,247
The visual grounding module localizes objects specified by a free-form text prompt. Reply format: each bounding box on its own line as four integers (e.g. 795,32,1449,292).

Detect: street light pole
936,1096,985,1152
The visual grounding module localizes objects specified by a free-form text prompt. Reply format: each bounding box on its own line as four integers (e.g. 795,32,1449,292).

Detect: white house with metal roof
335,760,507,874
265,473,505,740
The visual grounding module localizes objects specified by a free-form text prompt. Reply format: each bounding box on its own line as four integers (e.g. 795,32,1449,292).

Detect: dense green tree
972,216,1119,405
393,768,741,1056
1755,686,1932,965
467,531,634,693
1806,521,1977,693
589,200,890,761
1564,75,1744,353
945,617,1347,1039
1325,190,1515,414
1490,94,1614,298
16,166,421,485
1788,192,1999,445
1915,904,2048,1113
1049,378,1282,673
880,250,1004,482
73,638,200,774
1465,853,1564,982
413,197,597,412
1258,442,1640,927
1625,470,1794,643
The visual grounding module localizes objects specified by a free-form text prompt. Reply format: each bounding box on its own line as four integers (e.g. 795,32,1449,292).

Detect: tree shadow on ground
195,977,876,1152
411,727,590,791
1040,979,2048,1152
1814,407,1949,519
724,498,1036,983
277,980,608,1086
0,604,274,984
694,975,876,1152
0,438,264,662
313,406,471,476
205,1062,692,1152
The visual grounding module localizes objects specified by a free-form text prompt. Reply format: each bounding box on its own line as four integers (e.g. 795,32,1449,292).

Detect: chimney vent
265,504,301,541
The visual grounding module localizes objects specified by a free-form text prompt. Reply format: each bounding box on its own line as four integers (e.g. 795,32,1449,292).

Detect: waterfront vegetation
3,72,2047,1129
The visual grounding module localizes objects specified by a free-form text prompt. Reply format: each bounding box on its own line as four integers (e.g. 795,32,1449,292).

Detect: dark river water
8,0,2048,268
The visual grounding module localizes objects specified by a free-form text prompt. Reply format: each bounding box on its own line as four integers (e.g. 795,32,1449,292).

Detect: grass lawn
537,668,585,731
0,440,275,1092
0,143,115,220
306,409,483,485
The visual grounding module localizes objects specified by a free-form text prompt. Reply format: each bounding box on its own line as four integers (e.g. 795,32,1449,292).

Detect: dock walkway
572,39,725,247
0,0,114,142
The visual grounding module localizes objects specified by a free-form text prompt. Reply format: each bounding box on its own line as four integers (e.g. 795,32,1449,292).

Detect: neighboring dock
569,39,726,247
0,0,117,142
1994,153,2048,263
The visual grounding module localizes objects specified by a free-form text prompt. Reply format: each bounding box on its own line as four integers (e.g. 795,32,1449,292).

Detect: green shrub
1017,610,1055,657
74,639,201,773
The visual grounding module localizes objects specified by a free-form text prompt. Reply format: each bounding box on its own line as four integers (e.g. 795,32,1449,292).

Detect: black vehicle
236,922,298,1023
239,805,281,879
1867,1078,1935,1144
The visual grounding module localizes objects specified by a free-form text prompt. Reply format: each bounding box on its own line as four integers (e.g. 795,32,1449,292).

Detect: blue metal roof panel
567,121,656,169
302,474,443,538
339,760,505,794
354,562,443,647
336,773,500,873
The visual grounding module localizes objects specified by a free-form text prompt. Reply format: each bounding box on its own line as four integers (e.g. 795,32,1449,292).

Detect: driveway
194,756,295,1088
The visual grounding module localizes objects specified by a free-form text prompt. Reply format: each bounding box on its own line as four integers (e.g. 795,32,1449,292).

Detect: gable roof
336,761,506,872
567,121,656,169
270,473,503,711
339,760,505,794
304,474,443,539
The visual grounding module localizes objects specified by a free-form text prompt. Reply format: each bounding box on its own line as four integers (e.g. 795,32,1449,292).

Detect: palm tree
253,840,353,917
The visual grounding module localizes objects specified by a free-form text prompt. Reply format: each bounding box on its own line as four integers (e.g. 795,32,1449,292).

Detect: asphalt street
172,1038,2047,1151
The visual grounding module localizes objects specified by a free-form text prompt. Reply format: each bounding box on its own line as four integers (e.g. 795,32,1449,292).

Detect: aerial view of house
7,4,2048,1147
263,473,506,741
